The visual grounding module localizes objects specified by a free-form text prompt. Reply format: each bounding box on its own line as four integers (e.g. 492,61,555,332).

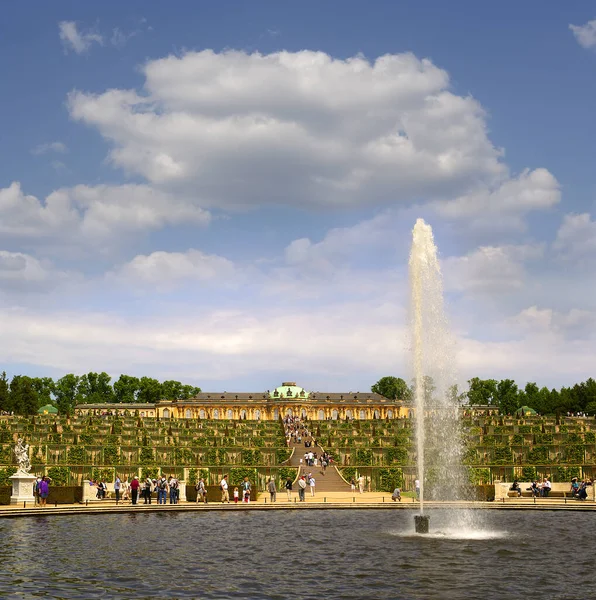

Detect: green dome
270,382,308,399
38,404,59,415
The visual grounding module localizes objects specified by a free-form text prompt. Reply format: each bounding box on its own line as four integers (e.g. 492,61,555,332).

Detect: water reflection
0,510,595,599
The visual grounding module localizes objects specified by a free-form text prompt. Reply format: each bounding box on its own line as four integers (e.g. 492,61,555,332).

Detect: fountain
409,219,478,534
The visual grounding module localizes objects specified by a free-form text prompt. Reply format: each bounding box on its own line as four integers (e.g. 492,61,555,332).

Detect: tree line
0,372,201,416
371,376,596,416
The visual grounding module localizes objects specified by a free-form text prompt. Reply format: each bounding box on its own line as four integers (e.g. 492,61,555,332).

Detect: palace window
318,410,325,420
227,409,233,419
163,409,170,419
332,409,338,420
359,410,365,420
213,409,219,419
199,409,206,419
185,409,192,419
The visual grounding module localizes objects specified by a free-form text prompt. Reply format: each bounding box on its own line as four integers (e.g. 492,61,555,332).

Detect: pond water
0,509,594,599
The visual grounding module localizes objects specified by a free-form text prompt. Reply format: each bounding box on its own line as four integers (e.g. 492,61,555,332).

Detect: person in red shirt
130,476,140,505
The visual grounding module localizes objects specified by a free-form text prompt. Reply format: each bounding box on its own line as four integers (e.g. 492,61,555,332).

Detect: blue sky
1,1,596,392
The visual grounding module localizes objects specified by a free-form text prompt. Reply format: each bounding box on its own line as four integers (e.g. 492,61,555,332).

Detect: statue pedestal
10,472,36,505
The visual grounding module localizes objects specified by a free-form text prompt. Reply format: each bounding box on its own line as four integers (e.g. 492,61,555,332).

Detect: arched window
301,408,307,418
255,410,261,420
359,410,366,420
227,409,233,419
162,409,170,419
213,409,219,419
273,408,279,420
387,409,394,419
185,409,192,419
286,408,293,416
332,409,339,420
374,409,380,419
199,409,206,419
346,409,353,419
240,409,247,420
318,409,325,420
140,411,146,417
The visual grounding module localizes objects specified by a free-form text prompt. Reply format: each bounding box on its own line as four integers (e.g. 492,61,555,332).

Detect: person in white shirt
309,476,316,496
220,475,230,503
358,475,365,494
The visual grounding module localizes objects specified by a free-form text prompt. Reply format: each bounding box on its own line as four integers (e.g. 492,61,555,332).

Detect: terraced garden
1,412,595,494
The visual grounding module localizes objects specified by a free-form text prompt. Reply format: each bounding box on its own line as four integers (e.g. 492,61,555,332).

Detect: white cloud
570,20,596,49
509,305,596,338
0,182,210,252
443,243,544,294
31,141,68,155
68,49,538,214
58,21,103,54
0,250,72,292
553,213,596,260
434,168,560,230
109,249,236,290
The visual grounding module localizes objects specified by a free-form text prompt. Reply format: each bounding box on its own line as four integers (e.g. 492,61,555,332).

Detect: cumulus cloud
0,250,73,292
434,168,560,231
59,21,103,54
570,20,596,49
68,49,531,213
31,141,68,155
0,181,210,252
509,305,596,339
443,243,544,294
553,212,596,260
109,249,236,290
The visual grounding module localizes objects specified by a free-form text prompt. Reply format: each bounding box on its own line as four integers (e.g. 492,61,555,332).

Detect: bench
507,490,573,499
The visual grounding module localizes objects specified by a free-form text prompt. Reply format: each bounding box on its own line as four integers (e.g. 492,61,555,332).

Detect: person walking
309,475,316,497
350,477,356,493
197,478,207,503
114,476,121,502
267,477,277,502
220,475,230,503
285,477,293,501
130,476,140,505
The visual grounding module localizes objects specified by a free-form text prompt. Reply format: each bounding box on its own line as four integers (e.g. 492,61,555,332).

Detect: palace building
75,381,411,420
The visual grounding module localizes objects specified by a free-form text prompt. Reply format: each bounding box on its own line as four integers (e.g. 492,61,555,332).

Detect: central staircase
287,438,350,492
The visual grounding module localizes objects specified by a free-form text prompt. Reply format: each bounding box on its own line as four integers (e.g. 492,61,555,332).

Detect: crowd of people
87,474,181,505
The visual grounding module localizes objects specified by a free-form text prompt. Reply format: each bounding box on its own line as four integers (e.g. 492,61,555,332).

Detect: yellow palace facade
76,382,411,421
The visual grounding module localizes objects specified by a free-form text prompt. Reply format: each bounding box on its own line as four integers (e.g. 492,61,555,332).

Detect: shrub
354,449,373,465
67,446,87,465
278,467,297,482
0,466,17,486
521,466,537,481
47,466,70,486
377,467,403,492
468,468,491,485
91,467,114,483
275,449,291,464
229,467,257,486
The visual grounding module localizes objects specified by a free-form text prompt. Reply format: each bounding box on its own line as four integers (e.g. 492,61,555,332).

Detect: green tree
466,378,498,406
371,376,411,401
0,372,9,412
137,377,163,403
54,374,82,414
10,376,39,416
31,377,55,407
79,372,114,404
496,379,520,415
113,374,140,403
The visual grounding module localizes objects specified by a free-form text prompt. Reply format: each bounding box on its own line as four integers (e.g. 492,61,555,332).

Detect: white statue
14,438,31,474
